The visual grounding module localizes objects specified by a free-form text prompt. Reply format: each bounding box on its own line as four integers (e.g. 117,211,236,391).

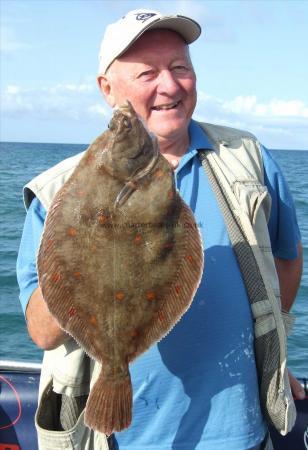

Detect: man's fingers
288,369,305,400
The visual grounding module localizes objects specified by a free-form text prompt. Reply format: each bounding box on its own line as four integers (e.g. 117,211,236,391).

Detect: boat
0,360,41,450
0,360,307,449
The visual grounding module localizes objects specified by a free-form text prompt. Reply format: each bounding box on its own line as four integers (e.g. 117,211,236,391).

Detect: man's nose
156,70,181,95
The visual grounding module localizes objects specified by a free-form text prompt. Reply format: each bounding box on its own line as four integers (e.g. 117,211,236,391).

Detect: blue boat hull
0,362,307,449
0,363,40,450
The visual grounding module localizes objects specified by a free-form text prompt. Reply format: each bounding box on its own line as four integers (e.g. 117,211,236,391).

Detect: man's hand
26,286,69,350
288,369,306,400
275,243,304,400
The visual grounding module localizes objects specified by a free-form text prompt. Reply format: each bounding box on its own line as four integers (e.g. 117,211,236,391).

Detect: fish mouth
151,100,181,111
118,101,134,118
108,102,135,133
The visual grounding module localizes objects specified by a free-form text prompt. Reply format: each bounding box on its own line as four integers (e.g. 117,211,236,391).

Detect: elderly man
17,9,303,450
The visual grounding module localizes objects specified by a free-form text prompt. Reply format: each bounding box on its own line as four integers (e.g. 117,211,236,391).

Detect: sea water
0,142,307,377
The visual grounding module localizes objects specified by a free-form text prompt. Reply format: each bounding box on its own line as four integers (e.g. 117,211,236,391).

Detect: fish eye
123,118,132,130
107,119,115,130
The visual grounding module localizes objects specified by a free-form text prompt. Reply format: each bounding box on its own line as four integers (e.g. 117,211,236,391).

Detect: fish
37,101,204,434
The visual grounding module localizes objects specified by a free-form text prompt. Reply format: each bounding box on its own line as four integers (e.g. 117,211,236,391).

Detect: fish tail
84,370,132,434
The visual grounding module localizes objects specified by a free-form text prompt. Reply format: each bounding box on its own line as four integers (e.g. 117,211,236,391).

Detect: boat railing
0,359,42,373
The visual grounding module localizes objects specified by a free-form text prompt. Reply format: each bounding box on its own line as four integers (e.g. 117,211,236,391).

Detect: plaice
37,101,204,434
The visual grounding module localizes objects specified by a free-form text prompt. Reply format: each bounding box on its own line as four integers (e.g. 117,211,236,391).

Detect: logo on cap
135,13,156,23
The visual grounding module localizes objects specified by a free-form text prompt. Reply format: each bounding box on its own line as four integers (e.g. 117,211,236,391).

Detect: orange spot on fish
90,245,97,252
186,255,193,263
46,239,54,249
68,306,77,317
155,169,164,178
146,291,156,301
89,315,98,326
184,221,194,229
167,190,174,199
115,291,125,301
98,214,108,225
175,285,181,294
67,227,77,237
51,273,61,283
86,153,95,164
76,190,85,198
134,234,142,244
158,311,165,322
130,329,139,338
73,271,82,279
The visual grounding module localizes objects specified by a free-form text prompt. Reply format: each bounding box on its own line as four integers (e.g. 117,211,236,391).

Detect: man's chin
149,120,189,141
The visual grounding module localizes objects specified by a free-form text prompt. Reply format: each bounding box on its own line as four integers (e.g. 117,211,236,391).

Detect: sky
1,0,308,149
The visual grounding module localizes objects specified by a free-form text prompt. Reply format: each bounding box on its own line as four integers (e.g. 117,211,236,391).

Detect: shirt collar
175,120,214,174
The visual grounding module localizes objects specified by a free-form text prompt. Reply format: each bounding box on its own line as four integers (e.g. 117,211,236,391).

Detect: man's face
100,30,197,143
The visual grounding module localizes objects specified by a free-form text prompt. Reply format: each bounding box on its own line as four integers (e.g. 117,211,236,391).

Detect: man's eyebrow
134,56,191,68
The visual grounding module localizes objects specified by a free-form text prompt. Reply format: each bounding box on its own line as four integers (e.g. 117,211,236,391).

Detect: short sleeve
261,145,301,260
16,197,46,314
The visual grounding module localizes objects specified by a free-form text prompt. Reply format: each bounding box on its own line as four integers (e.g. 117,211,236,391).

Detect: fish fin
84,369,132,434
134,196,204,356
115,182,136,207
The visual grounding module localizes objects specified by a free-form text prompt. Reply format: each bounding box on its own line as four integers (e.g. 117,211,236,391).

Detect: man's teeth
152,101,180,111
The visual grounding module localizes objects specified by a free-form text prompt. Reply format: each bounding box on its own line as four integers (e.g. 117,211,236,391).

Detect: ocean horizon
2,140,308,152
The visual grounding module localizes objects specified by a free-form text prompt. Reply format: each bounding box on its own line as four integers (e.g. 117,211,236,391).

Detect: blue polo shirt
16,120,300,449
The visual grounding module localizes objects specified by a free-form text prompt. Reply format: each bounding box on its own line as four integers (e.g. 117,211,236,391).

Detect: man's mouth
151,100,181,111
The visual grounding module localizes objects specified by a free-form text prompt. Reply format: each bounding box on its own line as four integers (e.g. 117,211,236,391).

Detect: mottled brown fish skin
37,101,204,434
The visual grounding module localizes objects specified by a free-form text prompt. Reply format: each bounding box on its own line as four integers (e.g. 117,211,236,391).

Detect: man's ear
97,75,116,107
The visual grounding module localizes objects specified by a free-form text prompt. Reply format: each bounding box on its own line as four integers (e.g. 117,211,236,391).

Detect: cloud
195,92,308,148
1,82,110,121
49,83,94,93
87,104,110,117
223,95,308,118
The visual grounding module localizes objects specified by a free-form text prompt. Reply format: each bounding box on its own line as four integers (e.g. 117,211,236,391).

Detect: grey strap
198,150,268,307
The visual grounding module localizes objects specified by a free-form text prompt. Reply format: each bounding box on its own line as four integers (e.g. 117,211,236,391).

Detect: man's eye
172,65,188,73
138,70,155,80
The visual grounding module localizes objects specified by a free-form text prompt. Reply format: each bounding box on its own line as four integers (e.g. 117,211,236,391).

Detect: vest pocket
35,380,109,449
232,180,271,225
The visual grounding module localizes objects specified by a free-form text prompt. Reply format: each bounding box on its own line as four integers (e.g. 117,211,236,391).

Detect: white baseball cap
98,9,201,74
